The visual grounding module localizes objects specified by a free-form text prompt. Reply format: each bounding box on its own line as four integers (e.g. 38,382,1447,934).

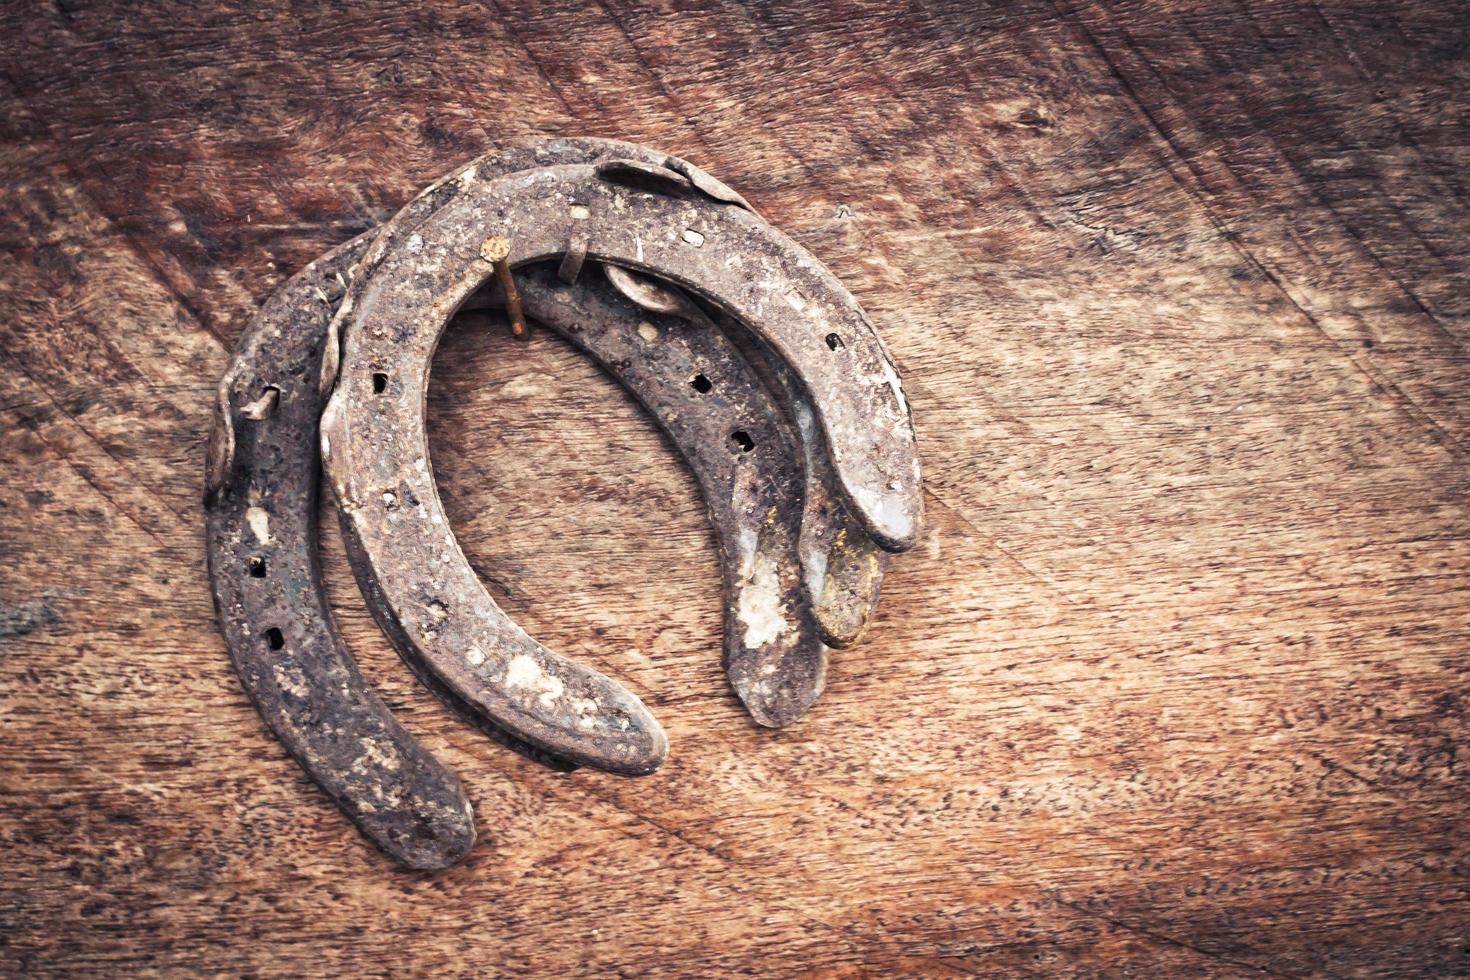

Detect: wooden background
2,0,1467,974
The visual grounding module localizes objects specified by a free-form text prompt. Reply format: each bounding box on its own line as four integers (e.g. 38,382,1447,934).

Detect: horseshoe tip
390,821,477,871
730,658,827,730
742,696,818,730
352,792,478,871
845,480,924,554
609,716,669,777
868,512,922,554
814,611,871,650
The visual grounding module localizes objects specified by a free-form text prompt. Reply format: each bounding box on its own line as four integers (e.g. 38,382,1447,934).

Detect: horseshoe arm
600,267,889,650
205,237,476,869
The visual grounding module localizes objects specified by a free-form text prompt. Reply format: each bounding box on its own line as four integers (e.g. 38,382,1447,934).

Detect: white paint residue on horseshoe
847,485,909,545
736,543,791,650
246,506,271,544
504,653,565,709
271,662,308,698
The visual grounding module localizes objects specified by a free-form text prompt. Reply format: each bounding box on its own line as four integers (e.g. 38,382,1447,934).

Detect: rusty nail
480,235,530,341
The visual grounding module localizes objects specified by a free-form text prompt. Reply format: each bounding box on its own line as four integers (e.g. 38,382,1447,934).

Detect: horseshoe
320,161,922,770
205,160,872,853
594,267,890,650
332,138,890,648
204,237,848,865
208,141,920,863
326,140,898,725
205,237,477,870
327,162,920,549
708,305,891,649
207,233,809,866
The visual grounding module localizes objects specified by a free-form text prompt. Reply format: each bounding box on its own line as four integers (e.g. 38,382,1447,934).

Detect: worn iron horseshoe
324,140,906,733
491,263,827,726
208,141,920,864
204,236,833,866
320,161,923,770
594,265,890,650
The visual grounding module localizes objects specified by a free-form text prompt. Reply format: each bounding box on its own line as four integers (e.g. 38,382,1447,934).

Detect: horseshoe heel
205,238,476,870
755,348,888,649
506,263,827,727
334,502,578,773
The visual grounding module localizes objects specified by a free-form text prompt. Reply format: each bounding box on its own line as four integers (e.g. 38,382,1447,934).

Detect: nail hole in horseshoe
729,430,755,454
248,556,267,578
264,627,285,650
690,372,713,394
826,333,844,351
372,372,389,394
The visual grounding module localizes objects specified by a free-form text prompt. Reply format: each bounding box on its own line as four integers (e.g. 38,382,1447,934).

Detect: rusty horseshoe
320,160,922,772
336,138,894,653
207,138,921,867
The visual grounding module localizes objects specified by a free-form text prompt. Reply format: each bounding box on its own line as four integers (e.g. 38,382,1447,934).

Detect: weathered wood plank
1,0,1467,974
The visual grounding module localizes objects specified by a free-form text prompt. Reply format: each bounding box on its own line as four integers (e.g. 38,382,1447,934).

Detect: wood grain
2,0,1467,974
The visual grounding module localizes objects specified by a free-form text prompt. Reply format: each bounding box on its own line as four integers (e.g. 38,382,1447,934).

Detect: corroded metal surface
699,304,890,649
603,273,889,649
326,162,922,550
320,162,923,770
328,136,891,656
764,350,889,649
